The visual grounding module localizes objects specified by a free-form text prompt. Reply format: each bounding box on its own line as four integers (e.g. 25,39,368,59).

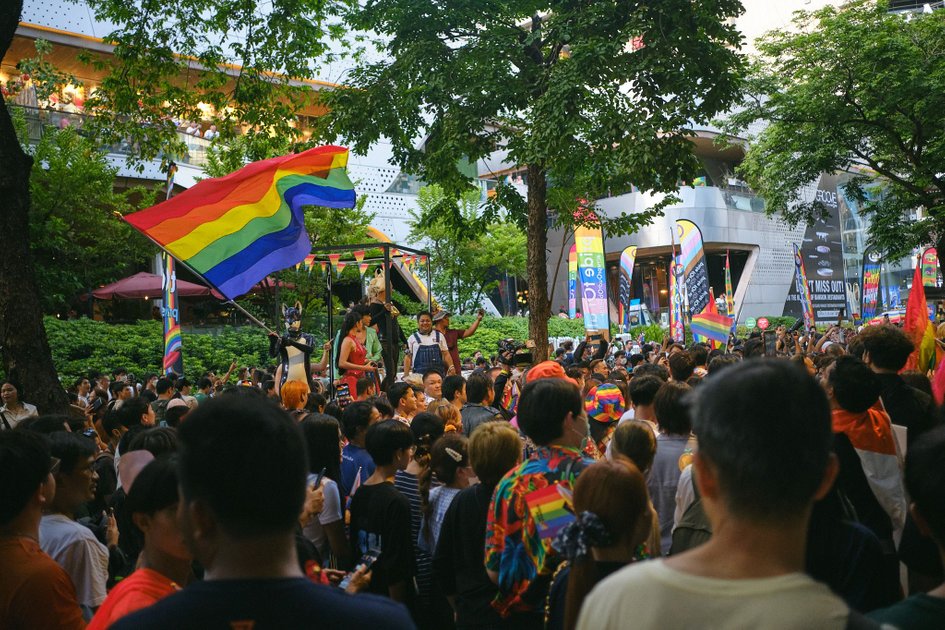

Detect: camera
497,338,532,366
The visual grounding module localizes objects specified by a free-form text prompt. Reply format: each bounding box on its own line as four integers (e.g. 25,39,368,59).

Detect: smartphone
308,467,326,490
339,547,381,590
762,330,778,356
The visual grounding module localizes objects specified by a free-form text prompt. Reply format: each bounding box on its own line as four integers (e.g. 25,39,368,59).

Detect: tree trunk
0,0,70,413
526,163,550,362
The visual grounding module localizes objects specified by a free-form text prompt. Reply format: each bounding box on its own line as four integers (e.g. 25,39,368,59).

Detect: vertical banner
162,252,183,375
669,228,685,343
161,162,183,376
567,244,577,318
618,246,637,332
793,243,815,330
724,250,736,325
922,247,939,287
861,249,881,320
784,174,848,321
574,214,609,333
675,219,710,319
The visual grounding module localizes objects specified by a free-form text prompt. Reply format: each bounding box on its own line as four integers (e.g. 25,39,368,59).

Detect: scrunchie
552,510,614,561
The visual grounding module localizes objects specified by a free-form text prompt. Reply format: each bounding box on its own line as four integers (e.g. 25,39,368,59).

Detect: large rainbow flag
690,310,732,344
124,146,356,300
904,262,936,372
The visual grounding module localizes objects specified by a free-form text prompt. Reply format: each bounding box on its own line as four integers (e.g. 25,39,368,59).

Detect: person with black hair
300,414,351,569
0,431,85,628
579,360,852,629
631,362,669,382
0,380,38,429
404,311,453,378
348,420,416,605
825,355,906,588
442,374,467,412
372,396,395,420
618,375,662,428
389,382,417,424
89,458,193,629
869,426,945,627
41,432,116,620
356,376,377,401
645,381,696,555
338,310,378,402
461,372,503,437
418,433,472,555
111,396,413,629
688,344,709,377
667,351,695,382
394,412,446,627
194,377,213,405
340,401,381,499
485,378,593,627
422,369,444,403
150,378,175,426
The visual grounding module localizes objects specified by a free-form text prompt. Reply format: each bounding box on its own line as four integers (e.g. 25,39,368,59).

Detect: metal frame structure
309,243,432,390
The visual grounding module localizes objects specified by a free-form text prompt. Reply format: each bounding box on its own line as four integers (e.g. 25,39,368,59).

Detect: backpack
670,476,712,555
411,331,444,374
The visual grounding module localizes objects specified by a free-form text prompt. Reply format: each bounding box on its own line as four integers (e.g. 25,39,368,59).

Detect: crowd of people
2,311,945,629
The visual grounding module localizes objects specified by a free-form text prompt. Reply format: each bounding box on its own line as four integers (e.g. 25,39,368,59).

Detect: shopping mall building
4,0,932,323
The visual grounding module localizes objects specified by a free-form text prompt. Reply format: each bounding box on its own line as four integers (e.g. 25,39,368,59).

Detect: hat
167,398,189,410
118,450,156,494
432,310,452,322
585,383,625,424
526,360,578,386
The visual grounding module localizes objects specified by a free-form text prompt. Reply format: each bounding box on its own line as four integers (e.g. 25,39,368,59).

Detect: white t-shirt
577,559,848,630
673,464,696,532
302,479,343,560
39,514,108,614
407,331,448,363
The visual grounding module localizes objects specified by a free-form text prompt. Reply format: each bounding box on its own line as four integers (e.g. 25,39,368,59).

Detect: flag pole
116,212,276,334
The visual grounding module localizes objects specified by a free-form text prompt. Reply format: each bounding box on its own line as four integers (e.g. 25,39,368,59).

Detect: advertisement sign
922,247,939,287
575,215,609,333
783,174,848,322
567,244,577,318
861,249,881,320
618,246,637,332
162,253,183,375
676,219,710,318
757,317,770,330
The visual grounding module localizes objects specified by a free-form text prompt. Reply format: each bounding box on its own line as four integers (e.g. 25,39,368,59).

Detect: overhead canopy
90,272,211,300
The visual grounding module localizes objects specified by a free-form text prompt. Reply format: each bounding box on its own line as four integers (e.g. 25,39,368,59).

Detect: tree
724,0,945,260
19,122,156,314
0,1,70,412
409,185,526,314
317,0,745,359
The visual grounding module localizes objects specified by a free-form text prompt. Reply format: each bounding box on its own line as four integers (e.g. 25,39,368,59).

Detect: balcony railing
10,104,212,167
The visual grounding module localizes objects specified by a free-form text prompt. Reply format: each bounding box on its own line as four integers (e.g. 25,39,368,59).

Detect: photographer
433,309,484,375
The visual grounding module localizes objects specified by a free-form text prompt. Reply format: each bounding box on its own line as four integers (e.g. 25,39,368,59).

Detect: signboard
922,247,939,287
861,249,881,320
783,174,848,323
567,244,577,318
676,219,710,318
575,213,609,334
618,246,637,332
757,317,770,330
746,317,757,329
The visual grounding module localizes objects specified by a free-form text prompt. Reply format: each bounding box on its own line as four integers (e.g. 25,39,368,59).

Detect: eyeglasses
49,457,61,475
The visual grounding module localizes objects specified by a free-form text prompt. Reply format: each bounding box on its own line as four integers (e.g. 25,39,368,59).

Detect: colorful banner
161,252,183,375
675,219,710,319
861,249,881,320
567,244,577,318
922,247,939,287
793,243,815,330
353,250,366,265
618,246,637,332
335,261,347,278
358,262,370,277
575,214,609,333
724,250,735,323
669,259,685,343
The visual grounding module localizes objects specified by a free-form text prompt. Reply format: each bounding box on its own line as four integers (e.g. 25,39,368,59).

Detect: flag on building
123,146,356,300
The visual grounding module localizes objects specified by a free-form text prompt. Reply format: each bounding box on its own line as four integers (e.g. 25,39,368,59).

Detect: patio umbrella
90,272,212,300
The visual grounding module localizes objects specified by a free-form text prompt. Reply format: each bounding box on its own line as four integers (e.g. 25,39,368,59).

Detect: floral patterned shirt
484,444,592,617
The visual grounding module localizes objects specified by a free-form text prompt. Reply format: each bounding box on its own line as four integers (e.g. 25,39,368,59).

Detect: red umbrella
90,272,212,300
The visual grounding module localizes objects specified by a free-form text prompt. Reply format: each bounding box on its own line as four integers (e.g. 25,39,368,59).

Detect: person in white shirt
40,433,117,621
403,311,452,378
203,124,218,139
578,360,857,630
0,381,38,430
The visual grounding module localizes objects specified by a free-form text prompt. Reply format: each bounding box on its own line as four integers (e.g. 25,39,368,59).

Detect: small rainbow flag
124,146,356,300
690,311,732,343
526,483,575,541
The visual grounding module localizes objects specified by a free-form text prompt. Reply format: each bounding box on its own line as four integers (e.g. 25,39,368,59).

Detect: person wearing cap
433,308,484,376
585,383,626,457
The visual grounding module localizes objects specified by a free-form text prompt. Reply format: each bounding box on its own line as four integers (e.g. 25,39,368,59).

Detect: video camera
497,338,532,367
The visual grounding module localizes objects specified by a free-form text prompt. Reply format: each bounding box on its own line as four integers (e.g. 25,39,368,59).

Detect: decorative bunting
419,255,427,265
353,250,366,265
304,254,315,270
358,262,370,277
335,261,347,278
328,253,341,269
320,261,328,275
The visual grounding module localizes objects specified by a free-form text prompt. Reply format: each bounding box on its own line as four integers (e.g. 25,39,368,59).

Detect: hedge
42,315,675,383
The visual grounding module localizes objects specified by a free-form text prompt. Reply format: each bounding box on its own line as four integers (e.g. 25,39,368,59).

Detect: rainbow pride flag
690,311,732,343
124,146,356,300
525,483,575,541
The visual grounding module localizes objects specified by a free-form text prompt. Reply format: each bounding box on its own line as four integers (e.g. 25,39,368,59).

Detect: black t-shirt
110,577,414,629
348,481,415,598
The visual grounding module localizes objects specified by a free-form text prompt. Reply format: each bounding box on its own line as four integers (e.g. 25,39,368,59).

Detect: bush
44,315,671,383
